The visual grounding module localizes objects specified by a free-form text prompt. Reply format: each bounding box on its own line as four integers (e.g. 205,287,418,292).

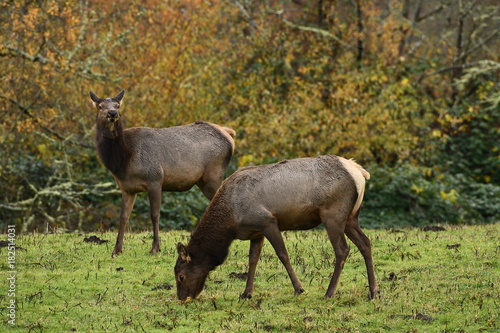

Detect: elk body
90,90,235,256
175,155,378,300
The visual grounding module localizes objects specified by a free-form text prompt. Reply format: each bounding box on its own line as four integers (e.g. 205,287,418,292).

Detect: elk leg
263,225,305,295
113,191,137,256
241,237,265,299
323,216,350,298
148,188,162,254
345,216,379,299
196,172,223,200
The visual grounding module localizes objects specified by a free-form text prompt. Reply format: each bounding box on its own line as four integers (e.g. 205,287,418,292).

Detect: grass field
1,224,498,332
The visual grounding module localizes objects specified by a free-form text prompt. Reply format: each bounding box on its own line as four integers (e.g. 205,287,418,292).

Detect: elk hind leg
196,169,224,200
148,187,162,253
345,213,379,299
322,213,350,298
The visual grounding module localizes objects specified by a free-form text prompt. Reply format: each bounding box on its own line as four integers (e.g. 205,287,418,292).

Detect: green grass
1,224,499,332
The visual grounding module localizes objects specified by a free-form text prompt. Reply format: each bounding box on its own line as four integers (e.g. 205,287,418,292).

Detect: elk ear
177,242,191,263
89,91,101,104
112,90,125,104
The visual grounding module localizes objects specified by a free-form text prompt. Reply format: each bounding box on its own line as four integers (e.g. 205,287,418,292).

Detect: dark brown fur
90,90,236,256
95,122,129,176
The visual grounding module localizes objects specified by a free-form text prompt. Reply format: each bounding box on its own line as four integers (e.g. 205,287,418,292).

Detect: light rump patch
338,157,370,217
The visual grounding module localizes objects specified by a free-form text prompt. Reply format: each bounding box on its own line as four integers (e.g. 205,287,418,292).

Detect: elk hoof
368,288,380,300
295,288,305,295
240,293,252,299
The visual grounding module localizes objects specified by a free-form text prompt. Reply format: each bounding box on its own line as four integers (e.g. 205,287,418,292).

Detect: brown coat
175,155,378,300
91,90,235,255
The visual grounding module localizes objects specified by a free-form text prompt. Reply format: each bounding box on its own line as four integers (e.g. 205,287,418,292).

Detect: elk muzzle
107,110,120,122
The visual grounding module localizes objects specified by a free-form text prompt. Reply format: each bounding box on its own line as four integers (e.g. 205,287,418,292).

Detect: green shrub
132,190,209,231
362,163,500,228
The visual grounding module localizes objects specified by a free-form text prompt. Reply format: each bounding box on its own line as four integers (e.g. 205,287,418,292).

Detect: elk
175,155,379,300
90,90,235,256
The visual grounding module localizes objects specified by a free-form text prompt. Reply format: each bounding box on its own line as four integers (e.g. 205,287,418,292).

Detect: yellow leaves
437,113,463,134
37,143,47,156
432,129,442,138
368,74,389,84
239,154,255,166
411,184,424,194
284,51,294,70
440,189,459,204
423,167,434,177
477,80,495,100
0,0,453,171
37,143,59,162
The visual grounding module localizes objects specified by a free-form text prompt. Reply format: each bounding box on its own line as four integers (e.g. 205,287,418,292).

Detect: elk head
90,90,125,133
174,243,210,300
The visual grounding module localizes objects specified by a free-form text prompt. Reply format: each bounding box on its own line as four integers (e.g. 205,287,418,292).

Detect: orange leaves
16,118,37,134
1,0,492,171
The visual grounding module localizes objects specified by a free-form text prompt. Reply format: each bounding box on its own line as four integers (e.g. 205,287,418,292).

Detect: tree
1,0,497,232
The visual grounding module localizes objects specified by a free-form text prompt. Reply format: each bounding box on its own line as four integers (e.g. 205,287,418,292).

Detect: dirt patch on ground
389,313,434,322
151,283,173,291
83,235,109,244
422,225,446,232
229,272,248,280
0,240,25,250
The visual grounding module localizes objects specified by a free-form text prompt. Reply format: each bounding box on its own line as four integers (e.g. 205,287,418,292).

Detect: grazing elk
90,90,235,256
175,155,379,300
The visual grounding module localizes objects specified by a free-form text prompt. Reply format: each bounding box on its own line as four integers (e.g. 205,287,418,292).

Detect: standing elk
175,155,378,300
90,90,235,256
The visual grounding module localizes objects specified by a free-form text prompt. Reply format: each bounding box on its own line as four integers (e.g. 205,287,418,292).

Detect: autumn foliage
1,0,498,232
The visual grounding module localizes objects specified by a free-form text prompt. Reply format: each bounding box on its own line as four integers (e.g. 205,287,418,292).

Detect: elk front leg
113,191,137,256
263,225,305,295
241,237,265,299
148,188,162,254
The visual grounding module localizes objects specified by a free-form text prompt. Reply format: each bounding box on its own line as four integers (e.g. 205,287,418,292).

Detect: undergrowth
0,225,498,332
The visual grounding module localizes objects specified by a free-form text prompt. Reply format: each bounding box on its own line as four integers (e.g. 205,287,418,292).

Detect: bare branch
267,8,355,50
229,0,256,25
0,94,94,149
458,28,500,62
417,61,484,82
416,4,446,23
4,44,61,69
0,181,119,211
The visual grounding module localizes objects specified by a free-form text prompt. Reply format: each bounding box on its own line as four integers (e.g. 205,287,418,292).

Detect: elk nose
108,110,118,118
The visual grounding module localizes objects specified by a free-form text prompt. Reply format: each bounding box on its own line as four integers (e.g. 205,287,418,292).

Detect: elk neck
95,119,130,177
187,195,236,270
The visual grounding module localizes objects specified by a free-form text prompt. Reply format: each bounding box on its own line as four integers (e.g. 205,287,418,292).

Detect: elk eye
98,105,103,109
179,275,185,282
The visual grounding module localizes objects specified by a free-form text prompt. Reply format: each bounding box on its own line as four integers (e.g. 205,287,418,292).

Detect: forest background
0,0,498,234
